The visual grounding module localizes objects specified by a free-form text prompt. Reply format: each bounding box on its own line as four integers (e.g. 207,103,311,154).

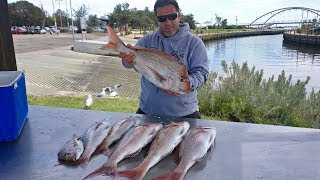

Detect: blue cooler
0,71,28,142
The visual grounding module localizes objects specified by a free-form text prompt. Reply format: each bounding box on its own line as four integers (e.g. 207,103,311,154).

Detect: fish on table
57,134,84,161
83,122,163,180
153,127,217,180
100,23,191,96
117,121,190,180
93,118,141,156
58,121,111,169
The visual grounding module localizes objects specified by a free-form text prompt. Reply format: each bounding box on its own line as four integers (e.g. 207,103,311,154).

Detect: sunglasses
157,13,178,22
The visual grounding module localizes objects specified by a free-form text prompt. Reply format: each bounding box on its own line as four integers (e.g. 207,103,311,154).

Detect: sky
7,0,320,25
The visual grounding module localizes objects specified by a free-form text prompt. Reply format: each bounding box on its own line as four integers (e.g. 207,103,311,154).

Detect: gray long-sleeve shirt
123,23,209,117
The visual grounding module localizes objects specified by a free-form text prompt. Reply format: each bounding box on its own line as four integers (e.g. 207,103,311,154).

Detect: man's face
156,4,180,37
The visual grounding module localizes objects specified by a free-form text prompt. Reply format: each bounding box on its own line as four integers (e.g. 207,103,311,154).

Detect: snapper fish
153,127,217,180
117,121,190,180
83,123,163,179
57,134,84,161
93,118,141,156
100,23,191,95
76,121,111,168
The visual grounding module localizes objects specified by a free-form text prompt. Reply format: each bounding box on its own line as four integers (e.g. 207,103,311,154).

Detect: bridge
241,7,320,28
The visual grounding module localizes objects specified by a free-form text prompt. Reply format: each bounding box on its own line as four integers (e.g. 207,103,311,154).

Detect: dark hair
154,0,180,14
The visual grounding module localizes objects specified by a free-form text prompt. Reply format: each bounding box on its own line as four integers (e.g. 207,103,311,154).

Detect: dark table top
1,105,320,180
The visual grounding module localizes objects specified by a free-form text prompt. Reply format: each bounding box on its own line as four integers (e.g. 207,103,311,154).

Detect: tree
112,3,133,35
8,1,44,26
215,14,222,27
221,19,228,28
74,4,89,33
180,13,196,29
87,14,99,28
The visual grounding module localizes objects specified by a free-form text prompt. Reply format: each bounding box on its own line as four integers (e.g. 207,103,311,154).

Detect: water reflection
205,34,320,92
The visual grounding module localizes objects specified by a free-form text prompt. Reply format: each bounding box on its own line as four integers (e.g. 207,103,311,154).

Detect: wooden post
0,0,17,71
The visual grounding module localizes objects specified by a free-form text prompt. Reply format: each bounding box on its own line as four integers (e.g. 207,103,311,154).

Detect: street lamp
70,0,74,48
56,0,63,28
65,0,69,28
51,0,57,29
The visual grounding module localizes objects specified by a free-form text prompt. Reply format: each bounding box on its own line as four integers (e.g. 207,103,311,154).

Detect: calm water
205,34,320,93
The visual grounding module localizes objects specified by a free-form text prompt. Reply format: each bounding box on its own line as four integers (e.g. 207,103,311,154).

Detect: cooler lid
0,71,23,87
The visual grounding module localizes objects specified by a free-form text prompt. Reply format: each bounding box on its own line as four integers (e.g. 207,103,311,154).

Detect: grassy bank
28,61,320,129
28,96,139,113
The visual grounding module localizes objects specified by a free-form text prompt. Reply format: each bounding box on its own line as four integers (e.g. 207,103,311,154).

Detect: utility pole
0,0,17,71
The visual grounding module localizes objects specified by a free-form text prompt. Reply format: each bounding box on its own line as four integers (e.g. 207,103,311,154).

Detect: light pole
52,0,57,29
65,0,69,28
56,0,63,28
70,0,74,48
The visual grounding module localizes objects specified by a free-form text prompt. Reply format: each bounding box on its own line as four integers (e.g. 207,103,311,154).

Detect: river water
205,34,320,93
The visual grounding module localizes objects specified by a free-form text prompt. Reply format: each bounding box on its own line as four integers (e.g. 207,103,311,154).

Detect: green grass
28,61,320,129
28,95,139,113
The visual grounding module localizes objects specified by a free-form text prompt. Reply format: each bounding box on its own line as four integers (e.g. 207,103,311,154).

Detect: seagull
96,88,106,97
109,84,122,97
85,94,93,109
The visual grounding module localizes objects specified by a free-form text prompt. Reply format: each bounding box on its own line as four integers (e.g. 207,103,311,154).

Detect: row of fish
57,119,217,180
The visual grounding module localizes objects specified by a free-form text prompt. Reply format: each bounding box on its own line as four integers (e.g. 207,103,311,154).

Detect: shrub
198,60,320,128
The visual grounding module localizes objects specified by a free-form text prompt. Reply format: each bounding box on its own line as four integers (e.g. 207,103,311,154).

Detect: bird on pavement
96,88,106,97
108,84,122,97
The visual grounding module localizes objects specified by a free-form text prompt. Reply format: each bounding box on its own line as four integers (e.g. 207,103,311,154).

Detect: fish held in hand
101,23,191,96
77,121,111,169
83,123,163,180
117,121,190,180
153,127,217,180
94,118,141,156
57,134,84,161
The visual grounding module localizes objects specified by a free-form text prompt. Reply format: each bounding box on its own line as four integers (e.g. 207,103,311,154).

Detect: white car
48,26,60,34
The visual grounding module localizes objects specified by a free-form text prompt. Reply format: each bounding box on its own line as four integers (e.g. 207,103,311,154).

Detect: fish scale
117,121,190,180
153,127,217,180
83,123,163,180
101,24,191,95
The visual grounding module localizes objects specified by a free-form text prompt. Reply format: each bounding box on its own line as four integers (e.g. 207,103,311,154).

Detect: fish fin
117,168,145,180
78,157,90,169
152,172,181,180
83,165,117,179
103,147,115,157
126,148,142,158
146,65,167,83
173,147,181,165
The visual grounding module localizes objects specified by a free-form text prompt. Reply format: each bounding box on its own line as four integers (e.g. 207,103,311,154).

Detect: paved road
13,32,141,98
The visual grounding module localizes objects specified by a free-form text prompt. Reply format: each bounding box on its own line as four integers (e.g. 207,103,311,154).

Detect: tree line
8,1,197,33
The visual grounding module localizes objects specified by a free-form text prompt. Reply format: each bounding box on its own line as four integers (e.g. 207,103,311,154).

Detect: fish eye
180,78,184,82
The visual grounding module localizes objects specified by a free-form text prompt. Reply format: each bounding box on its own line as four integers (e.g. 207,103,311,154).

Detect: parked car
68,26,78,32
11,27,27,34
48,26,60,34
34,28,46,34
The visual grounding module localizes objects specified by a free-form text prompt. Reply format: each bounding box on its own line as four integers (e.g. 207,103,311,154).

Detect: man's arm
188,41,209,91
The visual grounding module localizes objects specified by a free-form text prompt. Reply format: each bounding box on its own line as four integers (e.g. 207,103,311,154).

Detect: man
119,0,209,119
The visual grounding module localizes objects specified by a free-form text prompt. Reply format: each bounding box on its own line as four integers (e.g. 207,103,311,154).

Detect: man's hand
119,44,135,65
163,89,180,96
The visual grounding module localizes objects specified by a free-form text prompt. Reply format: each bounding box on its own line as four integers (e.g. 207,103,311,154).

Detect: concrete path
14,33,141,99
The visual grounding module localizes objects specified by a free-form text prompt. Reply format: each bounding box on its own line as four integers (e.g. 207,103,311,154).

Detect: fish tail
117,167,145,180
83,165,116,179
152,172,182,180
103,23,123,49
